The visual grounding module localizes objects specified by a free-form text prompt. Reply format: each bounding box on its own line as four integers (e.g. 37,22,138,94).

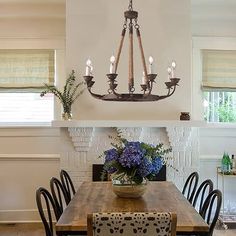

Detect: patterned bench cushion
90,212,176,236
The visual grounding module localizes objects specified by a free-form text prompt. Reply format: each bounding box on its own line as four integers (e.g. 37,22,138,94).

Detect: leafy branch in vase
40,70,84,119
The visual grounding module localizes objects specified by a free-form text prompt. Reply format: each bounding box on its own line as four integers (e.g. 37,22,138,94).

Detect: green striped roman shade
0,49,55,92
202,49,236,91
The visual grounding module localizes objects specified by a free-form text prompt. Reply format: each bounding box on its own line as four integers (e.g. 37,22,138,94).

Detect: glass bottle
232,154,235,169
221,152,228,173
226,153,231,173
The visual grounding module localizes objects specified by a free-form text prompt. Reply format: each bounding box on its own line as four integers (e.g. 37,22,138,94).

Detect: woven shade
202,49,236,91
0,49,54,92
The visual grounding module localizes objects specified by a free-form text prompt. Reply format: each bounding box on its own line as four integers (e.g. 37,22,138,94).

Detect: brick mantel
54,121,204,189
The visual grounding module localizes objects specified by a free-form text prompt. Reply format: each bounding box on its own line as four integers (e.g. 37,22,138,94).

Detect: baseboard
0,209,41,223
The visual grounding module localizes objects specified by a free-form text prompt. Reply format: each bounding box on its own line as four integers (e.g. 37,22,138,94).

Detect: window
202,50,236,122
203,91,236,122
0,49,55,122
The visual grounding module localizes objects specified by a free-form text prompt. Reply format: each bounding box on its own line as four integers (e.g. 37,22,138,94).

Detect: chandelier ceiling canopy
83,0,180,102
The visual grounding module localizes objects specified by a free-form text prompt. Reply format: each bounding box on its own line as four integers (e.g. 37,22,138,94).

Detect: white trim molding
0,154,60,161
0,38,65,50
0,127,60,137
0,209,41,223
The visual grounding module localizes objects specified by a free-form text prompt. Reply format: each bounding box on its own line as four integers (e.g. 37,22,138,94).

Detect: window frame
192,37,236,127
0,38,65,126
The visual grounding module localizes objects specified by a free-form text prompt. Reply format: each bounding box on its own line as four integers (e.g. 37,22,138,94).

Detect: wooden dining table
56,181,209,235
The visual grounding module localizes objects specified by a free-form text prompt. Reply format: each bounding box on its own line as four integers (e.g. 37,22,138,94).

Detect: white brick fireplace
53,120,205,191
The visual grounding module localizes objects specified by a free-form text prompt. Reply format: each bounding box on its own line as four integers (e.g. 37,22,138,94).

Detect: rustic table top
56,181,209,234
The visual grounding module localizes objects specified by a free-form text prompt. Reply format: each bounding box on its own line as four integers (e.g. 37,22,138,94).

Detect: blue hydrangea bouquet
102,135,172,185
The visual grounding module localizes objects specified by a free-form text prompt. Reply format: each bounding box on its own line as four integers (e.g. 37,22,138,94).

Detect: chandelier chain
123,18,128,29
128,0,133,11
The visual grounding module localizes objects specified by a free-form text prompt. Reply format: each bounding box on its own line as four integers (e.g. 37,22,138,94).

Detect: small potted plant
40,70,84,120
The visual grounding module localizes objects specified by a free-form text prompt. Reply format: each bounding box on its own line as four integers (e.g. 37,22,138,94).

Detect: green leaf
40,70,84,113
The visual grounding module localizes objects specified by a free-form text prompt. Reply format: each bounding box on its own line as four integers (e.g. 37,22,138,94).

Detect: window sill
0,122,52,128
205,122,236,128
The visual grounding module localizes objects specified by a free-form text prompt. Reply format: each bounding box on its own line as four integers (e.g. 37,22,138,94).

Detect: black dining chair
36,187,59,236
60,169,76,202
37,186,85,236
192,179,214,212
199,189,222,236
50,177,70,219
182,172,199,203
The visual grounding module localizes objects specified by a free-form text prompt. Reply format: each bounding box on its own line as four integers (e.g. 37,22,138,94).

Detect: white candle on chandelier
148,56,154,74
141,71,146,84
171,60,176,78
109,55,116,74
85,59,92,76
167,67,172,80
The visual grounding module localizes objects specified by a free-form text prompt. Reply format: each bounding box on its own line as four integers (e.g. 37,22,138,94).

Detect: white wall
0,1,65,38
66,0,191,120
199,127,236,215
192,0,236,37
0,0,65,222
192,0,236,215
1,0,236,223
0,128,61,222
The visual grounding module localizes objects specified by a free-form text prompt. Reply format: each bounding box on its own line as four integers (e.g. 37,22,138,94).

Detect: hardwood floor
0,223,44,236
0,223,235,236
214,229,236,236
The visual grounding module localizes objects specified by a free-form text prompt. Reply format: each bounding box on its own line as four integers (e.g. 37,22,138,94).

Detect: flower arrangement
102,134,172,185
40,70,84,120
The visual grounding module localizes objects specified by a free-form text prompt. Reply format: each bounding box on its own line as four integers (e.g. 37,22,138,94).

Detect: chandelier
83,0,180,102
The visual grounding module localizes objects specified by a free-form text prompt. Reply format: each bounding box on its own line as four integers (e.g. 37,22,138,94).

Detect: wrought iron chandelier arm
147,80,154,96
83,75,101,99
157,85,177,100
84,75,121,100
87,88,103,99
168,85,177,96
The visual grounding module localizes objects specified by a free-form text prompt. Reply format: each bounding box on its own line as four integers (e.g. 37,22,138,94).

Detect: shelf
219,214,236,223
217,172,236,177
217,167,236,225
52,120,206,128
217,167,236,177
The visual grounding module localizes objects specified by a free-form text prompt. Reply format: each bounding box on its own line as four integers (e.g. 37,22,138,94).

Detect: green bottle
221,152,228,173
